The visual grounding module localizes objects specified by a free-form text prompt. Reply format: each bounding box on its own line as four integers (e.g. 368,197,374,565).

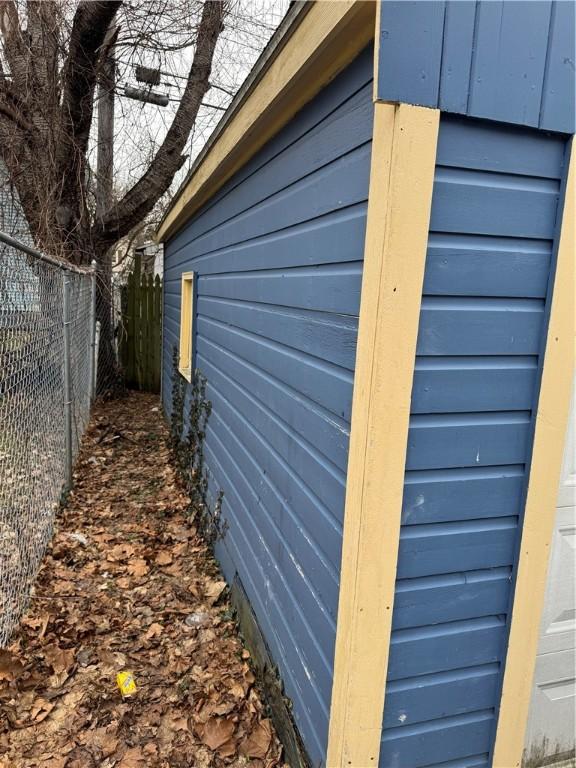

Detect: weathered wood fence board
120,255,162,392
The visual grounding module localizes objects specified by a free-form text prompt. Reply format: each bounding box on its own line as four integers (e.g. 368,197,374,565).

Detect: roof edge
157,0,375,242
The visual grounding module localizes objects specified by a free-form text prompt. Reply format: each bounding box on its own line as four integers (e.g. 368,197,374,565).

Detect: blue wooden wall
377,0,575,134
162,46,374,765
380,116,569,767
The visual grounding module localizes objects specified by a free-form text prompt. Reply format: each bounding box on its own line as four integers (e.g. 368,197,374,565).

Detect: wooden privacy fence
120,256,162,392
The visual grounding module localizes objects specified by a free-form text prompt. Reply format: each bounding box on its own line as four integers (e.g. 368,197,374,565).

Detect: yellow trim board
157,1,376,242
326,102,440,768
178,271,195,382
373,0,382,102
493,144,575,768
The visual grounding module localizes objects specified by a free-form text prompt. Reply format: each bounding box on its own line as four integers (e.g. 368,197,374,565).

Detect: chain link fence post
62,274,73,492
89,260,97,400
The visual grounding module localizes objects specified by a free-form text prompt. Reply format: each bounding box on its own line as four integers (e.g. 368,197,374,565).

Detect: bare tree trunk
94,245,123,396
93,30,121,396
96,32,116,222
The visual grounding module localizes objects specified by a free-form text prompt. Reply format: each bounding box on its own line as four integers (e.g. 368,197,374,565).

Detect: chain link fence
0,231,96,645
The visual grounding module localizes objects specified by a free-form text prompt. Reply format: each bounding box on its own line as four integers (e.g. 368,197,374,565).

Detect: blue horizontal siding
424,237,553,299
396,518,518,579
380,116,568,767
430,169,559,239
168,202,369,275
392,569,512,630
382,711,494,768
402,466,525,525
384,664,500,731
417,297,546,355
198,299,359,370
196,313,354,419
388,617,507,682
377,0,575,133
162,45,374,766
412,357,539,413
199,263,363,315
167,144,372,265
407,411,532,470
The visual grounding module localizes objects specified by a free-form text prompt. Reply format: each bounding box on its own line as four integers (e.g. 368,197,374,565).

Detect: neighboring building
153,245,163,280
0,161,39,314
0,161,33,245
112,239,163,282
137,241,164,279
156,3,575,768
524,381,575,767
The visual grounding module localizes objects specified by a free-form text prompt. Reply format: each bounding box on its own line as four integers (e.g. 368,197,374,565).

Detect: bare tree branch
0,1,27,92
96,0,225,244
0,97,32,132
27,2,58,94
57,1,122,181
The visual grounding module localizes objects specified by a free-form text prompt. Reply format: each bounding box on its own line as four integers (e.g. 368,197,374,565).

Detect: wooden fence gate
120,255,162,393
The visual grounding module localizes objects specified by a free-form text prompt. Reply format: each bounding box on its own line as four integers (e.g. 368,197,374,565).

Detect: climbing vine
183,369,211,511
169,345,186,465
170,345,227,545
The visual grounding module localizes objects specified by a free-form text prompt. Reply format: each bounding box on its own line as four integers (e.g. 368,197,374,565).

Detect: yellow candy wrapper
116,670,137,698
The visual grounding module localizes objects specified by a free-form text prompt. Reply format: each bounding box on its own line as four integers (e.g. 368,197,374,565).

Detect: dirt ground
0,393,285,768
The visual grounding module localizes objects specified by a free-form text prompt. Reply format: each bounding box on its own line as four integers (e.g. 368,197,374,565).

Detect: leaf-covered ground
0,393,285,768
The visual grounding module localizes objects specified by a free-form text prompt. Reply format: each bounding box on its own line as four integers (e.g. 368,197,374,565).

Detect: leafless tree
0,0,284,389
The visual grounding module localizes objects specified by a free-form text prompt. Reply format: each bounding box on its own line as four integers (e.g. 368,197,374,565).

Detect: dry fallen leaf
155,551,173,566
0,649,24,681
30,698,55,723
44,645,75,675
99,736,119,759
240,719,273,760
80,726,119,759
39,758,66,768
107,543,135,562
144,622,163,640
118,746,146,767
230,683,245,699
243,664,256,686
21,611,50,638
205,579,226,605
127,558,149,577
142,742,158,757
216,737,237,758
200,716,236,750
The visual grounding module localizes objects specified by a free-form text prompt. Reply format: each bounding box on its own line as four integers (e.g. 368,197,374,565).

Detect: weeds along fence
0,230,96,646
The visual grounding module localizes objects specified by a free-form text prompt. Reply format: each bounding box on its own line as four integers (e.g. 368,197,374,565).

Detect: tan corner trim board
326,102,440,768
157,1,376,242
492,141,575,768
373,0,382,102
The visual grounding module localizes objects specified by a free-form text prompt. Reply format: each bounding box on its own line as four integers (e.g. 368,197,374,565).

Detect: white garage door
524,382,576,767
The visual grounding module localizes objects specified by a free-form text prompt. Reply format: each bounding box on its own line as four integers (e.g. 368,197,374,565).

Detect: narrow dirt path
0,393,285,768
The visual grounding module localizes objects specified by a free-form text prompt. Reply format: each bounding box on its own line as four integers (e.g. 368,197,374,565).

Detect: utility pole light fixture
135,65,162,86
123,85,169,107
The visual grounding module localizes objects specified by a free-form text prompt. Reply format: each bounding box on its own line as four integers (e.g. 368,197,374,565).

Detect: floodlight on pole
123,85,169,107
135,65,161,86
